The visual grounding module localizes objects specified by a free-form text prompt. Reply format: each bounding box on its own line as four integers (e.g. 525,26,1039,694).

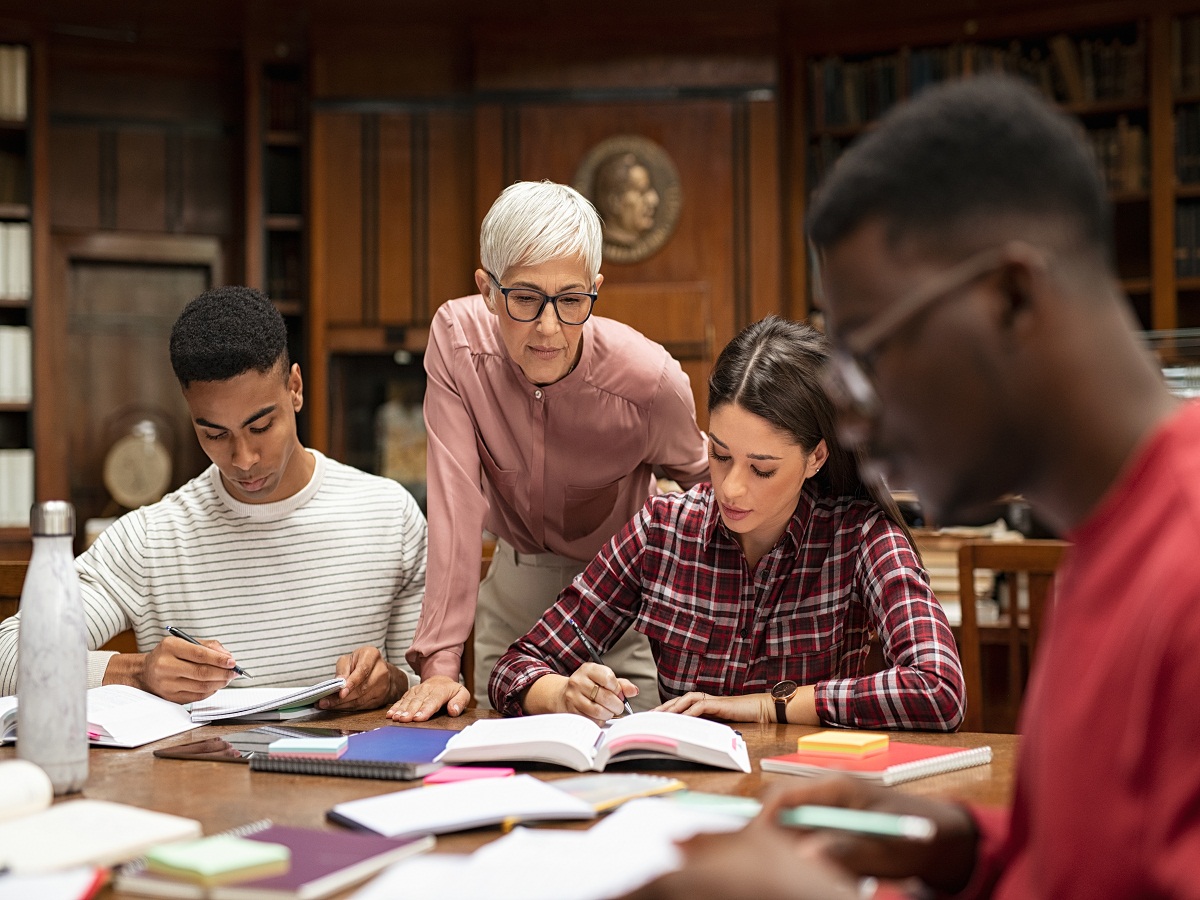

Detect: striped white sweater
0,450,425,695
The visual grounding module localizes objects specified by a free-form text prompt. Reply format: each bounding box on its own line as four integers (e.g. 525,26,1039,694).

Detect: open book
186,680,346,723
1,684,197,748
435,711,751,773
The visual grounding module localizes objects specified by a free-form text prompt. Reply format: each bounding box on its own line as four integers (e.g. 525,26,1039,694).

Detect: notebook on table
760,741,993,786
114,820,434,900
185,681,346,724
249,725,454,781
435,711,751,773
1,684,197,748
327,773,597,839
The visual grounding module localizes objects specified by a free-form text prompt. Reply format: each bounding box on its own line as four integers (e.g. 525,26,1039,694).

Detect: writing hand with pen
100,625,245,704
520,615,639,722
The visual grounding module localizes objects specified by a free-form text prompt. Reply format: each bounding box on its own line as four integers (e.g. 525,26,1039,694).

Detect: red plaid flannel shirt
490,482,964,730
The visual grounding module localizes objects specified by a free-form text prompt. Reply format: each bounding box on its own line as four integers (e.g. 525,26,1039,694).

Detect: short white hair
480,181,603,283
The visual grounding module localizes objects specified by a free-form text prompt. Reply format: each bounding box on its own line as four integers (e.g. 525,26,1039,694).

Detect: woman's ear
806,439,830,479
474,269,496,312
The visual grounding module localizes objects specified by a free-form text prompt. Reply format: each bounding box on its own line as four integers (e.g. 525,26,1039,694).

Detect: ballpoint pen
565,615,635,716
166,625,251,677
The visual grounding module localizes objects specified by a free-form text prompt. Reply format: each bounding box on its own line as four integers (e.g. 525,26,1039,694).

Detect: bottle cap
30,500,75,537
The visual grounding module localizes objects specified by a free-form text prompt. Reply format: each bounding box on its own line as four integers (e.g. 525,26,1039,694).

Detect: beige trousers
474,537,659,711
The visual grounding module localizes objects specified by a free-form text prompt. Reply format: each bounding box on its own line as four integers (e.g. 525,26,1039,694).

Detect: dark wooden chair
956,539,1069,732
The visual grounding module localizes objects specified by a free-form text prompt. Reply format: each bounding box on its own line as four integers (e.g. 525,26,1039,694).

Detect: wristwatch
771,679,799,724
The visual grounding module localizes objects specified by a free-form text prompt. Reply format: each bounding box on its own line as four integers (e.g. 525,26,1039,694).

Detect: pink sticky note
424,765,516,785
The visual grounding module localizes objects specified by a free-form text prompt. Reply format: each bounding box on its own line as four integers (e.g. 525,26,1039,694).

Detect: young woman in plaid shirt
490,316,965,731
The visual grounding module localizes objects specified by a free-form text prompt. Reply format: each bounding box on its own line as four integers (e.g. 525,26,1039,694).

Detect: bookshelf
244,54,307,433
800,18,1168,330
0,41,31,544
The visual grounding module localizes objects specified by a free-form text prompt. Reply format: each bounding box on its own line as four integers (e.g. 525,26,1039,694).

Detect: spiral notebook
760,741,993,786
248,725,454,781
114,820,434,900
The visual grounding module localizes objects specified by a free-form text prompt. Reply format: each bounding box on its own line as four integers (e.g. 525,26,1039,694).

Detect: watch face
771,679,799,700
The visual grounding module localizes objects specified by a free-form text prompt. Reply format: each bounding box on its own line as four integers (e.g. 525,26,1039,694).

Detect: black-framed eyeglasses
815,244,1012,442
486,271,598,325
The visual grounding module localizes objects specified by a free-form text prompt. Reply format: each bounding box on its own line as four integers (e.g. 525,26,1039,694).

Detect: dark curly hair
170,286,289,388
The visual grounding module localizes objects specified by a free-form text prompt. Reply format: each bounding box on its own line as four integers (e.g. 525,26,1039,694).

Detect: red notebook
114,821,434,900
760,741,992,786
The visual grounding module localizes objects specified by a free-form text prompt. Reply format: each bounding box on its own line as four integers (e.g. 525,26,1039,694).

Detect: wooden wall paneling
377,113,414,326
309,110,364,451
425,109,477,315
48,125,100,231
48,233,223,529
514,99,739,417
311,111,364,326
473,104,508,227
746,97,783,325
115,131,167,232
180,132,235,237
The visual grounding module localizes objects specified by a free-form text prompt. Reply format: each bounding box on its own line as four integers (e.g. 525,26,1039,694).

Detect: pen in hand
166,625,251,677
565,615,635,717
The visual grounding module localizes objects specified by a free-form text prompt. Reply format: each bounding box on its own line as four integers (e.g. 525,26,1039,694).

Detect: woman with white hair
390,180,708,721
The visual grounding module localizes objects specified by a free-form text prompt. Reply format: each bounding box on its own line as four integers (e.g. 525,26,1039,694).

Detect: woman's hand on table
655,691,774,723
387,675,471,722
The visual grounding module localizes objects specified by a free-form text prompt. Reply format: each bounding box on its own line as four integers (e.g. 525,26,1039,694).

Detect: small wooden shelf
1122,276,1152,293
0,295,29,308
1176,276,1200,292
0,202,29,220
1177,183,1200,198
266,129,302,147
0,402,31,413
0,117,26,132
1062,97,1147,117
272,299,304,317
1111,190,1150,204
264,214,303,231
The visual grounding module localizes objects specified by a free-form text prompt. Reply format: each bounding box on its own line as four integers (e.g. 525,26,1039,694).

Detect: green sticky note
145,835,290,886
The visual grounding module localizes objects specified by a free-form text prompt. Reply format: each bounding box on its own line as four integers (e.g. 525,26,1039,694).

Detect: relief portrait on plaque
574,135,682,265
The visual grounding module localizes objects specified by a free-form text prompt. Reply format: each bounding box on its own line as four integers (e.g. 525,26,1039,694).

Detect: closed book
249,724,454,781
761,742,992,786
116,821,434,900
435,711,751,773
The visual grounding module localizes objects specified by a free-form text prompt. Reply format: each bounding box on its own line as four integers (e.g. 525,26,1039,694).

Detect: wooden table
1,711,1018,898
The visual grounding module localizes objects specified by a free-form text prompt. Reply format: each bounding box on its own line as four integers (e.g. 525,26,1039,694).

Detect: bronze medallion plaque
575,135,682,264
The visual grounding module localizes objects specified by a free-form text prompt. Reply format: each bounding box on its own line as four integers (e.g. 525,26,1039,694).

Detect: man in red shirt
626,76,1200,899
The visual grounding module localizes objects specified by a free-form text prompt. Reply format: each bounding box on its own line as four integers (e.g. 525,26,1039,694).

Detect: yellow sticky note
796,730,890,758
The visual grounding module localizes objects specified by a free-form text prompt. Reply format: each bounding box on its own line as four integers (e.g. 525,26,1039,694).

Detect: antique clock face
103,431,172,509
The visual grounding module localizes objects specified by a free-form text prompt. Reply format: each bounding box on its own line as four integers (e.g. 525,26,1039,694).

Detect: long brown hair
707,316,913,542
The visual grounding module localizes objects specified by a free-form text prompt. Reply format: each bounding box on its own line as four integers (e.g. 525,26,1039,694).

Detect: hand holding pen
566,615,636,717
166,625,251,677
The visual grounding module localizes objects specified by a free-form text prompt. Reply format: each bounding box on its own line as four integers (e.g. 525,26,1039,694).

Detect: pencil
166,625,251,677
565,615,635,716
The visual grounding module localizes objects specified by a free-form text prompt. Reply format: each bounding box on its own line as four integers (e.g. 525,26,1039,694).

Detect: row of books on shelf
1176,104,1200,185
1173,15,1200,97
0,221,29,298
0,45,26,122
1175,201,1200,277
0,325,29,403
809,30,1145,131
0,448,32,527
1089,115,1147,194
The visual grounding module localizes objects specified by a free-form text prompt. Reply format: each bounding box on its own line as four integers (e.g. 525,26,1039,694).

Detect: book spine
249,756,419,781
879,746,994,787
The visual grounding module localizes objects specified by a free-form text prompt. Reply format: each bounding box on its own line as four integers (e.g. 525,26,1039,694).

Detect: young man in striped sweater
0,286,426,709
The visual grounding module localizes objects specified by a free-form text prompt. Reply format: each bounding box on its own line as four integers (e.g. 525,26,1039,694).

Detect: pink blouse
406,294,709,681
